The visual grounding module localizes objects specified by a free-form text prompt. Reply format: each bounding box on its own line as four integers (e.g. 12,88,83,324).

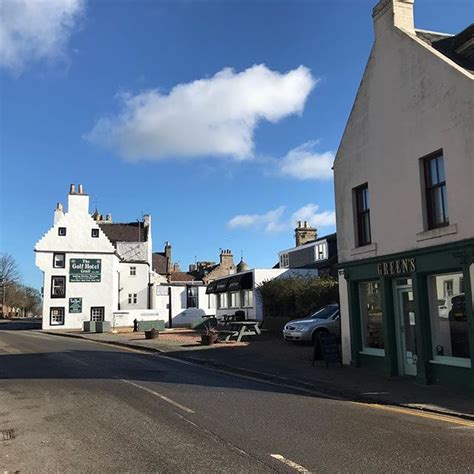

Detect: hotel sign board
377,258,416,277
69,297,82,313
70,259,102,282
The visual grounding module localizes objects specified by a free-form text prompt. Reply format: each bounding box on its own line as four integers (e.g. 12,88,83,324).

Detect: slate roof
416,24,474,74
99,222,148,248
170,272,199,282
152,252,168,275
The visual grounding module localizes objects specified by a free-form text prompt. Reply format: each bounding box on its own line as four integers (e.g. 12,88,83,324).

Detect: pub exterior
334,0,473,391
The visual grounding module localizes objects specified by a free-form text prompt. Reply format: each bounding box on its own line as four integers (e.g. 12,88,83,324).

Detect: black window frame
91,228,99,238
186,286,198,308
355,183,372,247
130,266,136,276
58,227,67,236
424,151,449,229
53,252,65,268
128,293,137,304
51,276,66,298
50,307,65,326
90,306,105,322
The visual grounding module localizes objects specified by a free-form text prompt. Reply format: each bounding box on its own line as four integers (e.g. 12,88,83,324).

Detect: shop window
53,253,65,268
91,307,104,322
354,184,371,247
359,282,384,354
229,291,240,308
51,276,66,298
186,286,198,308
428,272,470,365
128,293,137,304
424,152,449,229
50,307,65,325
242,290,253,308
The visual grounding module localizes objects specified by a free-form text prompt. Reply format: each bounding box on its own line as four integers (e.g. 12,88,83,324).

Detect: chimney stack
53,202,64,225
295,221,317,247
219,249,234,268
373,0,414,39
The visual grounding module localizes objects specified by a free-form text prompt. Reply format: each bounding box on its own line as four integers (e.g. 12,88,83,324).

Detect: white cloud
0,0,84,73
292,203,336,227
278,141,334,180
227,206,287,233
86,64,317,161
227,203,335,233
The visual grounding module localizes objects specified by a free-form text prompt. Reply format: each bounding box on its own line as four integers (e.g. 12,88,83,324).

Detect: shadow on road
0,318,42,331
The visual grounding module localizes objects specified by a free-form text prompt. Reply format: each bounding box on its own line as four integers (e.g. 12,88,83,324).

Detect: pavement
43,326,474,421
1,322,473,473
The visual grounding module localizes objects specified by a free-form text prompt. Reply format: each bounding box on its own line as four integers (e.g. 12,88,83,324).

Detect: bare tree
0,253,21,317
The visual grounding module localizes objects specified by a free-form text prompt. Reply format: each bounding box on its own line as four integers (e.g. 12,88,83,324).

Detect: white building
334,0,473,391
35,185,162,330
207,268,319,321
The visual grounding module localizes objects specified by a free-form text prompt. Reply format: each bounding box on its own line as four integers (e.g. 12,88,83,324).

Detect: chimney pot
78,184,84,194
70,184,76,194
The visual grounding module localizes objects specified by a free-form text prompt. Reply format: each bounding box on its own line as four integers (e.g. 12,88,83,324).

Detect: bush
257,277,339,322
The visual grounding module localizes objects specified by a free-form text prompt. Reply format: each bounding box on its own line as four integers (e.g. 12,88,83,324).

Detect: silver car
283,304,340,343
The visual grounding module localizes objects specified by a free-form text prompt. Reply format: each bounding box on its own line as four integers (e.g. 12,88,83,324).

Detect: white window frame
50,307,65,325
53,253,65,268
51,276,66,298
229,291,240,308
241,290,253,308
90,307,105,322
315,242,327,261
279,253,289,268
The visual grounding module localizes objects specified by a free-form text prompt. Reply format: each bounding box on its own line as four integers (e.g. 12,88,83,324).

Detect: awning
206,272,253,294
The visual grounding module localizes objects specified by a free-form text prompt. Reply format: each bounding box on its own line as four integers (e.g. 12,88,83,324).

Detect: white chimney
373,0,414,38
67,185,89,215
53,202,64,225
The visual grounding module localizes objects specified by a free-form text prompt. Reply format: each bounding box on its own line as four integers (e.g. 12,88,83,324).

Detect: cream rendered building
334,0,473,391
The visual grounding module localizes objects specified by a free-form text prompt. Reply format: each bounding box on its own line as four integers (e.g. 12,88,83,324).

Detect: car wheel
312,328,329,344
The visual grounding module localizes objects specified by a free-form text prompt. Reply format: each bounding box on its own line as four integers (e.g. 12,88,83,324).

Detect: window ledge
351,243,377,256
416,224,457,242
429,358,471,369
359,348,385,357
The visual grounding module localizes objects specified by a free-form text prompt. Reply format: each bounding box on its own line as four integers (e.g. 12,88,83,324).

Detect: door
395,288,417,376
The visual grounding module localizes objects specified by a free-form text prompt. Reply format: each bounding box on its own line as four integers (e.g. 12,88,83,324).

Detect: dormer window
280,253,289,268
315,243,327,261
58,227,66,236
91,228,99,238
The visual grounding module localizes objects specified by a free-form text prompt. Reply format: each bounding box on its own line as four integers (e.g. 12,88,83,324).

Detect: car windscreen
310,306,337,320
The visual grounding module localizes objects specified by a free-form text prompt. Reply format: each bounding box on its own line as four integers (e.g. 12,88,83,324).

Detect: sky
1,0,472,290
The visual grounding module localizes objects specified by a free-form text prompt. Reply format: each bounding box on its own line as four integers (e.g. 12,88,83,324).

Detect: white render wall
119,262,150,310
334,18,474,264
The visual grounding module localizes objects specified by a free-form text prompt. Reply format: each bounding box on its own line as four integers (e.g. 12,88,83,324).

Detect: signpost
69,259,101,282
69,297,82,313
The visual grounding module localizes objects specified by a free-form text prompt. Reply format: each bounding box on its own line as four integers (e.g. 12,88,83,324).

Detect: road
1,323,473,473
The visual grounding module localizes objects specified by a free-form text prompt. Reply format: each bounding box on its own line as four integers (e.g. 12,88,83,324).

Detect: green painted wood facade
340,238,474,393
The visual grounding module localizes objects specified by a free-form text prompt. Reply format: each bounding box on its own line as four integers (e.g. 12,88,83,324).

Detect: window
424,152,448,229
53,253,65,268
443,280,453,297
128,293,137,304
242,290,253,308
279,253,289,268
58,227,66,236
91,228,99,238
355,184,371,247
428,272,470,364
130,266,136,276
50,307,65,325
90,307,104,322
51,276,66,298
359,282,384,354
315,243,327,261
229,291,239,308
186,286,198,308
217,293,228,309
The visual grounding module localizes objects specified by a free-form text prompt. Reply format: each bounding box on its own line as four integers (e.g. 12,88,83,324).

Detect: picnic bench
218,320,261,342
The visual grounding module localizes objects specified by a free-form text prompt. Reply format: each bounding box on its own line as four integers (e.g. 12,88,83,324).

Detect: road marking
351,402,474,427
119,379,195,414
271,454,311,473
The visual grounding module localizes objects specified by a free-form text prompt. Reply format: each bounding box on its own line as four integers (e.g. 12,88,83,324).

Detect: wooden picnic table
218,320,261,342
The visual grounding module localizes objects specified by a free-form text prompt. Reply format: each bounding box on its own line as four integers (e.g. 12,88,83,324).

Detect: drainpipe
168,286,173,328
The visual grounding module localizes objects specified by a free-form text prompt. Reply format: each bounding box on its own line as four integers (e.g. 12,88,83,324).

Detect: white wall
334,19,474,264
119,262,149,310
338,270,351,364
112,309,165,329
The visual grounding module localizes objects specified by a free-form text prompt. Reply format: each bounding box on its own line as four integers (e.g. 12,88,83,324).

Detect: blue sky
1,0,471,289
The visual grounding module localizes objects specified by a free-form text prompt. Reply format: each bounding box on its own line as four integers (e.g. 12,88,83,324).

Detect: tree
0,253,21,317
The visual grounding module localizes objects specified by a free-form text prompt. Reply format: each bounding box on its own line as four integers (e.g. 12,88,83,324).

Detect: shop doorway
394,280,417,376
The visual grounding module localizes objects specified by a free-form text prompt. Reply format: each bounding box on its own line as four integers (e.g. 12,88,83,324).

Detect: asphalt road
1,323,473,473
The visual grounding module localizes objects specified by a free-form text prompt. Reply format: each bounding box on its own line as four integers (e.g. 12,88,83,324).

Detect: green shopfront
341,239,474,392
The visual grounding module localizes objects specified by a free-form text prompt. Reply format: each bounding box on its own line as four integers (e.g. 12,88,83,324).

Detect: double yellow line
352,402,474,427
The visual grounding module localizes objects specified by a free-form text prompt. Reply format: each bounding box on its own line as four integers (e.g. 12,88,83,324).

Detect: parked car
282,304,340,343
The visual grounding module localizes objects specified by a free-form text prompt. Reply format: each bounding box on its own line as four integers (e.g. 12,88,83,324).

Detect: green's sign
69,259,102,282
69,297,82,313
